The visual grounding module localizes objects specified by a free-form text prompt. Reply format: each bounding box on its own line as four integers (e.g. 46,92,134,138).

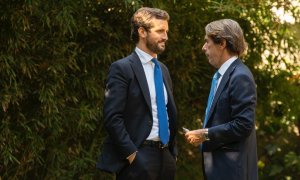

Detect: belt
143,140,168,149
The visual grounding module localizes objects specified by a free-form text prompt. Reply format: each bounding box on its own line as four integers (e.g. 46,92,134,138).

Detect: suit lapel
161,65,175,108
206,59,241,122
129,52,152,112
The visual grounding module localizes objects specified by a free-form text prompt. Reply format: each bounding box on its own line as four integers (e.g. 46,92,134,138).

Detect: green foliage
0,0,299,179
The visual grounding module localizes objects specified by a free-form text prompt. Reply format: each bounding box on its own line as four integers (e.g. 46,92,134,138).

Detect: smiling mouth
159,42,166,47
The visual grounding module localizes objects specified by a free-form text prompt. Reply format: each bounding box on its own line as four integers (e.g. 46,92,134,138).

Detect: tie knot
213,71,221,80
151,58,159,66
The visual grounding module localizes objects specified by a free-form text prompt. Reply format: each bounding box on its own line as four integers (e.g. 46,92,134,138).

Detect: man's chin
208,59,215,66
159,45,165,50
155,47,165,54
158,49,165,54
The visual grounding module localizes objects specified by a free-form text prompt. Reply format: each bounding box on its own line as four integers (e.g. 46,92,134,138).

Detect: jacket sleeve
208,72,257,144
103,61,137,159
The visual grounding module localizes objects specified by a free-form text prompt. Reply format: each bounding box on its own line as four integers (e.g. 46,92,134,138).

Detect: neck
218,50,237,68
136,42,157,58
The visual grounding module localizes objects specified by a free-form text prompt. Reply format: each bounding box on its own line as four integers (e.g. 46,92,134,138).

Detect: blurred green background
0,0,299,179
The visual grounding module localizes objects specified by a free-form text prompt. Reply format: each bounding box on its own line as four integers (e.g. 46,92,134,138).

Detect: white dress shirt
135,47,169,141
216,56,238,89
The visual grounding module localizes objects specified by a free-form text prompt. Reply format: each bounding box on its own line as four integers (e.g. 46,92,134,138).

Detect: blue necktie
152,58,169,145
203,71,221,127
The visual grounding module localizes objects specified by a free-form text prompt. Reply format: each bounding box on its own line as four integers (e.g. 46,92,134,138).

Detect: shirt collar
218,56,238,76
135,47,156,64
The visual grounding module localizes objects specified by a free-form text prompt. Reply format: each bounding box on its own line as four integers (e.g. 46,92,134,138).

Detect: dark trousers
116,145,176,180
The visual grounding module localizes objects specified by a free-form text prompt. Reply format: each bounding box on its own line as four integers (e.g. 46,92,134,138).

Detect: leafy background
0,0,299,179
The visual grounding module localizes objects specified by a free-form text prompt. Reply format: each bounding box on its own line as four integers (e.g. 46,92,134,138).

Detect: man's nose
163,33,168,41
202,44,206,51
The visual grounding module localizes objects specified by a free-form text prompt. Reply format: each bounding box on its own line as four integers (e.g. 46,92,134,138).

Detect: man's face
145,19,168,54
202,35,223,68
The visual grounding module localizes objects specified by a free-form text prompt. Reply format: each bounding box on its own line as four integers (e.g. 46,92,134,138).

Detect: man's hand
185,129,208,146
126,151,137,164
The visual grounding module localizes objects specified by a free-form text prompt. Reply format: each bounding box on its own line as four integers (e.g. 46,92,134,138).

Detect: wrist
204,128,210,141
127,151,137,164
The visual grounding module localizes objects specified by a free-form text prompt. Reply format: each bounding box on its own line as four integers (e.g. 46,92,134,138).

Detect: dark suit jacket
203,59,258,180
96,52,177,173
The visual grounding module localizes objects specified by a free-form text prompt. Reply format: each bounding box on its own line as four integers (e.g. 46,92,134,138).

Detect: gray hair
205,19,248,56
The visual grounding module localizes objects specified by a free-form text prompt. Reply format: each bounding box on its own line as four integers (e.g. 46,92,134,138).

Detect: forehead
204,35,211,40
149,19,168,29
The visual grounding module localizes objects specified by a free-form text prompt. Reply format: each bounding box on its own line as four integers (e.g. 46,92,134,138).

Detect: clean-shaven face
202,35,223,68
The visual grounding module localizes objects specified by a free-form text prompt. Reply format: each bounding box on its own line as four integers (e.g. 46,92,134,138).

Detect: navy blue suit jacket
97,52,177,173
203,59,258,180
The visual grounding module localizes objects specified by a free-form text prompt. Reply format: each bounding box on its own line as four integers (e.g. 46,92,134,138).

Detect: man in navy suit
185,19,258,180
97,7,177,180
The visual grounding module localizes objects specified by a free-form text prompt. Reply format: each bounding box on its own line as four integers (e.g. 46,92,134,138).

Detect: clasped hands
184,128,208,146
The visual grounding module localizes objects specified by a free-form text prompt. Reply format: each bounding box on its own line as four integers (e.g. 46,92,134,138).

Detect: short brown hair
205,19,247,56
131,7,169,43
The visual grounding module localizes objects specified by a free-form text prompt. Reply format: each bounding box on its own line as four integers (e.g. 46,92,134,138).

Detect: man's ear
138,27,147,39
219,39,227,50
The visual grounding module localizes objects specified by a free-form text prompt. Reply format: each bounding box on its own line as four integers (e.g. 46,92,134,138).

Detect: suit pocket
218,143,240,152
128,152,139,167
120,151,149,178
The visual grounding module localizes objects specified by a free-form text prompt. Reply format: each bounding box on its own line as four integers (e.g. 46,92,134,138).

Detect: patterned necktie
203,71,221,127
152,58,169,145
